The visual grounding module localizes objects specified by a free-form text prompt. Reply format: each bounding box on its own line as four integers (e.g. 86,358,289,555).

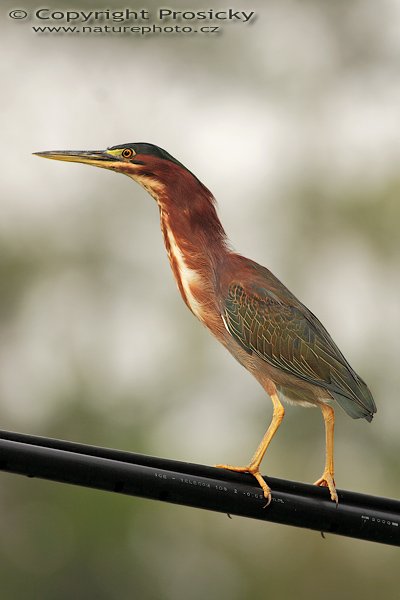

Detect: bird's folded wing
222,283,376,418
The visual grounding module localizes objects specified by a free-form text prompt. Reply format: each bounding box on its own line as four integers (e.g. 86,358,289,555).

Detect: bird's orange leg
216,390,285,504
314,403,338,503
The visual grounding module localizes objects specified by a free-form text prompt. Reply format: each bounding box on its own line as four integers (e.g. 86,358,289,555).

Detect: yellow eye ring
122,148,133,159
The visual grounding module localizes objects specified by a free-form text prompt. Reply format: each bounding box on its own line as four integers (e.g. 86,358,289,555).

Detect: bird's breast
159,211,227,340
163,227,206,321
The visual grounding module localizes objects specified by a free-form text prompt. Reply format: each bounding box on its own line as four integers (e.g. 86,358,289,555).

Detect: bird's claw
262,491,272,508
215,463,272,506
252,470,272,506
314,471,338,504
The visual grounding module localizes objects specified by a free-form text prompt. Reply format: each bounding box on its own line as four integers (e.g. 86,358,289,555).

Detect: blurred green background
1,0,400,597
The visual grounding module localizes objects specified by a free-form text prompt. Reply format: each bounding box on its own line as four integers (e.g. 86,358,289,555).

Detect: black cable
0,429,398,546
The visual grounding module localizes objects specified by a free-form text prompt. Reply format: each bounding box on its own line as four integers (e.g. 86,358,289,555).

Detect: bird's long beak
33,149,121,170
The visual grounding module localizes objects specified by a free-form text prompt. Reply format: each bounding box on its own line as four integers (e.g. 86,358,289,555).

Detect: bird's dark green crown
109,142,186,169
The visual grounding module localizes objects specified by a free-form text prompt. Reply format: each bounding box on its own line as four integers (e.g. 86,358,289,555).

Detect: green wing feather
223,282,376,421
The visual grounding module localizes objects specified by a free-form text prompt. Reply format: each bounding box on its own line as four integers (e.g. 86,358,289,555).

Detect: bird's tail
331,375,377,422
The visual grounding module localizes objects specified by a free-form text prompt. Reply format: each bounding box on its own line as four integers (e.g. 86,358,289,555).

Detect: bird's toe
314,472,338,504
215,463,272,506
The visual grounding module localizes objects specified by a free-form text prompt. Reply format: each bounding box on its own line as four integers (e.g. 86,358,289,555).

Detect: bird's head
34,142,202,203
34,142,225,242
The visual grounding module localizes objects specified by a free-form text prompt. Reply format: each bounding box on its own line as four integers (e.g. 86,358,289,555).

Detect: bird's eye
122,148,133,159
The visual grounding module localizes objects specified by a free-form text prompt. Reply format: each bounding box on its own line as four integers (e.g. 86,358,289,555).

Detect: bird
34,142,377,504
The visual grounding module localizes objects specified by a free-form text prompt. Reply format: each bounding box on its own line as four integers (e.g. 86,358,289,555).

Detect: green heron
34,143,377,504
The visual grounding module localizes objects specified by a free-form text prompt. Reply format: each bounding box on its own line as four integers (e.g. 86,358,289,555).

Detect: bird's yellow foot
314,471,338,503
215,463,272,505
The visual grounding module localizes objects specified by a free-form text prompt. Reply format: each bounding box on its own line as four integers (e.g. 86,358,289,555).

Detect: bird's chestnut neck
143,165,229,260
164,199,227,262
